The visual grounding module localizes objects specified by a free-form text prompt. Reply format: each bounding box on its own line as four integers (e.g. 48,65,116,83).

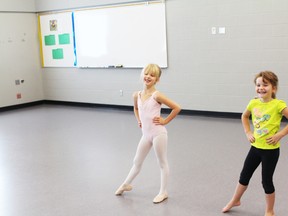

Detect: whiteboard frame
74,2,167,68
38,1,168,68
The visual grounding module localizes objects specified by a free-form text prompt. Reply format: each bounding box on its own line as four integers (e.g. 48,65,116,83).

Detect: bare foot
264,212,275,216
222,201,241,213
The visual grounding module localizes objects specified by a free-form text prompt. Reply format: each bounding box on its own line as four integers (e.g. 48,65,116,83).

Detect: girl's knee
157,159,169,170
262,181,275,194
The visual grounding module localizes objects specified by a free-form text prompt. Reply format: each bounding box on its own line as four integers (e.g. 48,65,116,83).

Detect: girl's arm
241,109,255,143
266,107,288,145
133,91,142,128
153,92,181,125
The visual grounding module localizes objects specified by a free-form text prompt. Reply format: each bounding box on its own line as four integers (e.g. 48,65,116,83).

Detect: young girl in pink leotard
115,63,181,204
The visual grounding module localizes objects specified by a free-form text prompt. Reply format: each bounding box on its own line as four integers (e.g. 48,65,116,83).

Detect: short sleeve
246,99,256,112
277,100,287,113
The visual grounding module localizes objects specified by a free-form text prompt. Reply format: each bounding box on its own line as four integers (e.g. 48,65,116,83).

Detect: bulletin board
38,12,76,67
38,1,167,68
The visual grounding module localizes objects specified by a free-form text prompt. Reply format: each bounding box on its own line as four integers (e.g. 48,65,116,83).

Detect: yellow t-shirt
247,98,287,149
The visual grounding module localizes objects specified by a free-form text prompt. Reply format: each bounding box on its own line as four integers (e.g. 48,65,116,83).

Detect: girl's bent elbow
176,106,181,114
241,113,249,119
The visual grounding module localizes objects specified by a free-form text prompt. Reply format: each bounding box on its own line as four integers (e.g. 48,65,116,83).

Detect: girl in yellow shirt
223,71,288,216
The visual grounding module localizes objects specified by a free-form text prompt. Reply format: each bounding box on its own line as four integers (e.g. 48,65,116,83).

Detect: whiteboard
39,12,76,67
74,2,167,68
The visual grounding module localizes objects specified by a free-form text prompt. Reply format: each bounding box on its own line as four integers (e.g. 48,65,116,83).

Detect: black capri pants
239,146,280,194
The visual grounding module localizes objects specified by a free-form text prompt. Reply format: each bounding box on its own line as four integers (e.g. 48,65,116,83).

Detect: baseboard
179,109,241,119
43,100,134,112
4,100,288,122
0,100,242,119
0,101,45,112
44,100,242,119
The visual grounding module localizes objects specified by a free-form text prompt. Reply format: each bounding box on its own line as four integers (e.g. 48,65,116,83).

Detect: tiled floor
1,104,288,216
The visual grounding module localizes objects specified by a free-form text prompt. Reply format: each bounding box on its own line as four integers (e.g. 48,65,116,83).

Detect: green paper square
52,48,64,59
59,33,70,45
44,35,56,46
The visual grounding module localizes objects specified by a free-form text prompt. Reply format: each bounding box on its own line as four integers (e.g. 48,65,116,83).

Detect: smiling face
255,77,276,102
143,70,158,87
141,64,161,88
254,71,278,102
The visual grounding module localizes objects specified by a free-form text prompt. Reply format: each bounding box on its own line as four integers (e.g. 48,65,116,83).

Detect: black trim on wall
0,100,242,119
0,101,44,112
179,109,241,119
3,100,288,122
44,100,242,118
44,100,134,112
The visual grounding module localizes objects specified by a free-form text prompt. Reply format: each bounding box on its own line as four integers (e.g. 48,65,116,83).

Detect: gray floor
1,105,288,216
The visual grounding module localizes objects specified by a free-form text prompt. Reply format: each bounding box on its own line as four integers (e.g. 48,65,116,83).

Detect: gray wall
2,0,288,113
0,0,35,12
35,0,136,12
0,0,43,108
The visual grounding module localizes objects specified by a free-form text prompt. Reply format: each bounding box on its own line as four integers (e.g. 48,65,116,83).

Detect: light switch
218,27,226,34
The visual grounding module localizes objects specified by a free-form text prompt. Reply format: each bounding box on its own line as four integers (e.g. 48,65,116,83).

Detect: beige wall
0,0,35,12
0,10,43,108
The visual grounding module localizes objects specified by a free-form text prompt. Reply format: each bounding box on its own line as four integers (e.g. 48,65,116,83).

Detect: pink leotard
138,91,167,140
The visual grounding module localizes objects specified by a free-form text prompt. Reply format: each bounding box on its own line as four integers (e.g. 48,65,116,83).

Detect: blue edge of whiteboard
70,10,167,69
72,12,77,67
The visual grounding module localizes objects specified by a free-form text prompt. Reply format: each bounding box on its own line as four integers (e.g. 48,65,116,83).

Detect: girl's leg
222,183,247,213
222,146,261,213
261,148,279,216
265,193,275,216
152,134,169,203
115,136,152,195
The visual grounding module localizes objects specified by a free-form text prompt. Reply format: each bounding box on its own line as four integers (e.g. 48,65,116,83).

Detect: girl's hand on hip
153,116,165,125
246,131,255,143
266,133,282,145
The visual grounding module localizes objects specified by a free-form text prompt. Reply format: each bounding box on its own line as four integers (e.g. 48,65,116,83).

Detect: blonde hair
141,64,162,80
254,71,278,99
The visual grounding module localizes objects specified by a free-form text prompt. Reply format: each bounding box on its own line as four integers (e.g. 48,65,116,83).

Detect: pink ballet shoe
115,184,132,195
153,193,168,204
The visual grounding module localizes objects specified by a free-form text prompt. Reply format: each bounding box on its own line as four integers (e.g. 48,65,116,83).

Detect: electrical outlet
120,90,123,96
211,27,217,35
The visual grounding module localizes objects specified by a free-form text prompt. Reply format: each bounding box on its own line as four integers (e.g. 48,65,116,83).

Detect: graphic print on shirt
253,108,271,136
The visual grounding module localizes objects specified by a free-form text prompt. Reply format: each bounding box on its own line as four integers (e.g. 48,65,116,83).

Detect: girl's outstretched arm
267,107,288,145
153,92,181,125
